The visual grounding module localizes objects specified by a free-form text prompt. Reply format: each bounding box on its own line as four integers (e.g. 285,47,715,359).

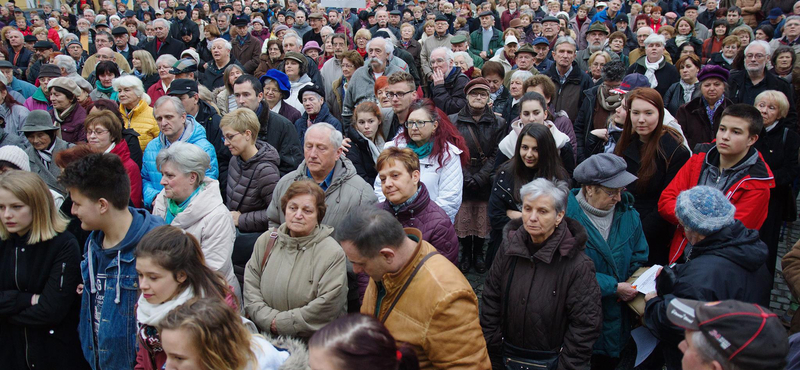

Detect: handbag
502,258,560,370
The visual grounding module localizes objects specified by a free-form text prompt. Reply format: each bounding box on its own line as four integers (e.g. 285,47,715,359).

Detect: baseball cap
532,36,550,46
167,79,199,96
611,73,650,94
169,58,198,74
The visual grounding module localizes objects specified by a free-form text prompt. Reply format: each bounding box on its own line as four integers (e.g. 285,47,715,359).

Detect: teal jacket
566,189,648,358
469,28,503,59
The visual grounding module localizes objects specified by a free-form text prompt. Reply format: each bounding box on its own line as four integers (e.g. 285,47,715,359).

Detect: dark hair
715,7,728,18
400,99,469,169
727,6,741,14
601,60,626,82
335,206,406,258
90,98,126,125
280,180,327,223
0,80,19,107
309,314,420,370
134,225,230,304
95,30,112,43
96,60,121,78
720,103,763,136
480,60,505,79
233,74,262,95
771,46,796,71
755,24,774,40
54,143,95,168
712,19,729,35
330,32,348,47
507,122,569,203
58,152,131,209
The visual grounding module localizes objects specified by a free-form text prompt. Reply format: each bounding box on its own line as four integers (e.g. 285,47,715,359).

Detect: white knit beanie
0,146,30,172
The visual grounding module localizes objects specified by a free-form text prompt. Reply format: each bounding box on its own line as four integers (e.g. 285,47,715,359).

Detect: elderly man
342,37,401,125
141,96,219,207
302,12,325,46
592,0,622,25
111,27,139,67
627,34,680,97
320,33,348,97
369,10,401,40
470,10,504,61
420,15,453,82
541,16,561,48
141,18,184,60
76,18,96,54
728,40,798,124
0,60,35,100
200,38,240,90
683,6,709,40
576,22,620,72
5,30,32,79
217,13,232,40
53,54,93,93
531,37,554,73
544,36,592,122
26,41,54,84
80,31,133,79
430,47,469,115
769,15,800,56
336,206,490,369
489,35,519,73
295,84,342,146
230,15,261,74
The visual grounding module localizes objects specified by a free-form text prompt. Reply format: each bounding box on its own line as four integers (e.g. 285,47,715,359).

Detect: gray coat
0,103,29,138
342,63,402,125
25,137,72,195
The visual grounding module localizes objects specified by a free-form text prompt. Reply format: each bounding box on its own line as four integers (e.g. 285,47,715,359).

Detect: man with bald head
6,30,32,79
80,32,133,79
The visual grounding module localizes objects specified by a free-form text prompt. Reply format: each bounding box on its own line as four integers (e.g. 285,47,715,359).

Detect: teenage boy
59,153,164,370
658,104,774,266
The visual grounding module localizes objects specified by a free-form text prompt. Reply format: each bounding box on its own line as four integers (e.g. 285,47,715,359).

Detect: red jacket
110,140,144,208
658,144,774,265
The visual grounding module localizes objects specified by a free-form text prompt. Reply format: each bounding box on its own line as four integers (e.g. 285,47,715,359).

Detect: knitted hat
20,110,58,133
0,146,30,171
675,185,736,235
273,24,289,34
697,64,730,83
464,78,490,95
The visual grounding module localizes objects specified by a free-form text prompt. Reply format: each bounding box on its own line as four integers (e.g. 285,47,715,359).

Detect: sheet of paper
631,265,662,294
632,326,659,367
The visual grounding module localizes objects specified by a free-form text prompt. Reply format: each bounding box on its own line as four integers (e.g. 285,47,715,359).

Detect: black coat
345,125,379,185
626,57,680,97
728,69,798,127
0,232,89,370
544,61,593,122
195,99,231,198
665,37,703,62
663,81,700,117
573,85,610,163
450,107,506,200
256,102,302,176
676,96,733,152
122,128,143,168
170,17,200,48
706,52,733,70
430,66,470,115
141,36,184,60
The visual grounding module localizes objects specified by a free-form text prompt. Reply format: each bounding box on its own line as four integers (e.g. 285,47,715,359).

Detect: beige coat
243,223,348,338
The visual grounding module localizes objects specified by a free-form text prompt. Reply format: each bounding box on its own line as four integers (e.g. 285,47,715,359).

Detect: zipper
24,327,31,369
60,262,66,291
14,246,19,290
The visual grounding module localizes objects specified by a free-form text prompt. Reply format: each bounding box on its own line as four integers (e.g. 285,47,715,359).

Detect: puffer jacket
430,66,470,115
362,228,492,369
52,104,88,143
119,99,160,152
676,96,733,151
544,61,593,122
267,157,377,230
481,217,602,370
25,137,72,195
449,106,505,201
294,103,343,147
110,140,144,208
663,81,701,116
226,141,281,233
141,116,219,206
153,178,239,297
566,190,648,358
373,139,464,223
243,223,348,338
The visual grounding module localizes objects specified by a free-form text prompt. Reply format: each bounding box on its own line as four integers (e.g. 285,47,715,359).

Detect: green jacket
469,28,503,60
565,189,649,358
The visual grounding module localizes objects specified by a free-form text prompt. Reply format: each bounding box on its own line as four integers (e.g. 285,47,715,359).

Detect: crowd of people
1,0,800,369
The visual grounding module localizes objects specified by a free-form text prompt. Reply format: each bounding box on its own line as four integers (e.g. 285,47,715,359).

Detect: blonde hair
755,90,790,120
0,171,68,244
132,50,158,75
219,108,260,142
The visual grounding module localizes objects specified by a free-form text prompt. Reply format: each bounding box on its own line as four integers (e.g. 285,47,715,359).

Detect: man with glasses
728,40,797,124
429,47,469,115
382,72,417,141
81,32,133,79
769,15,800,56
469,10,503,62
294,84,342,146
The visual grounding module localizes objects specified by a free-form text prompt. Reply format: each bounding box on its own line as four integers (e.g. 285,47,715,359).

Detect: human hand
270,318,278,334
341,137,352,153
590,128,609,141
616,282,638,301
432,69,445,85
31,294,40,305
644,291,658,302
231,211,241,227
480,51,487,59
76,284,84,295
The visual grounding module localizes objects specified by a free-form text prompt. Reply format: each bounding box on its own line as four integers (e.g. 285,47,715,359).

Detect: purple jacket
51,104,87,143
24,96,50,112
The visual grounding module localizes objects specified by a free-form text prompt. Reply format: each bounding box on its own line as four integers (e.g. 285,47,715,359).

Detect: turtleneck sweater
576,190,614,240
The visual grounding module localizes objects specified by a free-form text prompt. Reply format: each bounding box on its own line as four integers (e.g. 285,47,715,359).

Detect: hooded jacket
226,141,281,233
481,218,602,370
256,102,303,176
287,74,313,112
545,61,593,121
119,99,160,152
79,207,164,370
430,66,470,115
294,103,343,147
243,223,348,338
110,140,144,208
141,116,219,206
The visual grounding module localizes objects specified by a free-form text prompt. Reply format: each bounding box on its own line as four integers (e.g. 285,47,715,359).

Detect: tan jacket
361,228,491,370
80,52,132,79
243,223,348,338
782,238,800,333
736,0,762,28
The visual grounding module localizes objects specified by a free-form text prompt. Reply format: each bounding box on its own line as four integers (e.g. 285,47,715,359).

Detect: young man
658,104,774,265
59,153,164,370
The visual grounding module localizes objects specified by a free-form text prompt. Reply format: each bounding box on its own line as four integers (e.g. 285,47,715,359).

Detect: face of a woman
425,24,434,35
228,67,243,85
715,24,727,36
98,71,115,88
132,56,142,69
736,32,749,45
613,96,627,125
646,42,664,61
610,38,624,52
50,90,72,110
756,98,782,127
162,328,204,370
0,188,32,236
136,256,185,305
636,20,648,30
356,36,368,49
159,162,197,203
221,126,252,157
263,80,282,105
518,134,539,168
509,79,524,98
586,185,623,211
722,43,738,58
377,88,391,107
521,194,564,242
519,99,547,126
629,97,659,140
284,59,300,78
776,52,793,71
401,26,413,40
701,78,724,103
467,88,489,110
268,44,281,60
356,111,380,140
26,131,53,151
677,20,691,35
117,86,139,108
406,108,437,145
754,29,768,41
652,10,661,18
158,62,172,79
285,193,319,237
680,46,695,59
341,58,356,79
680,61,699,82
577,9,587,18
86,124,113,151
590,55,607,79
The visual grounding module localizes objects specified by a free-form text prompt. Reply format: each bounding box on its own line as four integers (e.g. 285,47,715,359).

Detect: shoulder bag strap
502,257,519,338
380,251,439,323
260,229,279,272
467,124,486,160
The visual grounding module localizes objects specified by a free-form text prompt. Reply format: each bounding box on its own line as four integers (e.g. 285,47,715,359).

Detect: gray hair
453,51,474,68
305,122,343,148
112,75,149,103
644,33,666,46
553,36,577,51
62,33,78,44
282,33,301,48
690,331,740,370
156,54,178,68
367,37,395,56
54,55,77,74
745,40,771,57
84,9,95,16
786,15,800,24
153,95,187,117
637,26,654,35
520,178,570,214
156,142,210,186
431,46,454,63
211,38,232,51
510,70,534,82
153,18,171,31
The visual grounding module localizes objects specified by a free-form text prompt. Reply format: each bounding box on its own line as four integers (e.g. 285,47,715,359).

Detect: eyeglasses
468,91,489,98
386,90,414,99
599,186,626,197
223,132,242,142
86,128,109,136
745,53,766,60
405,120,433,129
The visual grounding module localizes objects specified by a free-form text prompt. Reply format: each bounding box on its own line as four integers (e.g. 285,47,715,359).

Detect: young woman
702,19,728,63
214,64,244,115
282,52,313,112
0,171,87,370
347,101,385,185
665,17,703,62
134,225,238,370
615,87,690,266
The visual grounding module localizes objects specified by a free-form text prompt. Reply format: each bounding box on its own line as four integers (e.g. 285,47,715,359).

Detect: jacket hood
291,74,312,87
690,220,768,272
88,207,163,253
167,178,225,228
700,145,775,186
503,216,588,262
240,140,280,170
159,115,208,146
264,336,308,370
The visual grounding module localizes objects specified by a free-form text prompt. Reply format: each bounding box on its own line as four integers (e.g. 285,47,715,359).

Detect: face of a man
301,92,323,115
542,21,559,37
608,0,621,12
376,10,388,26
309,16,322,31
430,49,453,75
35,47,52,60
340,240,389,282
113,33,129,48
784,18,800,40
517,51,534,70
480,14,493,28
586,31,607,51
154,22,169,39
217,15,228,29
154,101,187,142
233,80,263,110
727,11,739,25
368,39,389,66
553,43,576,68
7,32,21,47
637,29,652,47
328,11,339,25
387,81,416,114
744,44,767,73
389,14,401,25
716,114,756,158
283,37,300,52
435,20,448,34
304,127,342,176
706,0,717,10
452,41,469,52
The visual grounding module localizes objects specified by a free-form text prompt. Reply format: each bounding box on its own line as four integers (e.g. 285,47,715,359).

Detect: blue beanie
675,186,736,235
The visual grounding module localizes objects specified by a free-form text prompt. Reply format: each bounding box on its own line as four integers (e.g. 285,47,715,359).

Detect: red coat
110,140,144,208
658,144,774,264
146,81,167,108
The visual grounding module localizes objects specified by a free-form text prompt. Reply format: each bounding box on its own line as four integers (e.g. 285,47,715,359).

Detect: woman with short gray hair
626,32,680,96
481,176,602,369
151,141,241,304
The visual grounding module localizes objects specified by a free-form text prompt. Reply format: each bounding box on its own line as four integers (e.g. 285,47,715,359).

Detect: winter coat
110,140,144,208
119,99,160,152
140,36,184,60
644,221,772,347
201,59,242,91
706,52,733,70
566,190,648,358
658,145,774,264
243,223,348,338
276,102,302,128
420,33,453,78
23,93,50,112
701,36,724,63
665,37,704,62
51,104,88,143
569,16,592,50
294,103,343,147
0,130,27,149
544,61,593,122
430,66,470,115
286,75,313,112
141,117,219,206
25,137,72,195
663,81,701,116
169,17,200,48
481,217,602,370
626,56,681,97
226,141,281,233
449,106,505,200
256,102,303,176
737,0,762,27
574,85,617,162
374,139,464,223
344,125,380,185
728,68,798,125
0,231,89,370
676,96,733,151
232,34,263,74
501,9,520,30
342,63,402,124
267,157,377,230
362,228,492,370
0,102,29,137
469,27,504,59
782,239,800,333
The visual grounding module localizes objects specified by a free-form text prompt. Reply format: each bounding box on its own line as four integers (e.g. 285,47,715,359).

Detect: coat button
49,330,54,334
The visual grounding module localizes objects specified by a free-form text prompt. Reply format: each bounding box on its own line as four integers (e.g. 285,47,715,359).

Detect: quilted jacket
226,141,281,233
119,99,160,152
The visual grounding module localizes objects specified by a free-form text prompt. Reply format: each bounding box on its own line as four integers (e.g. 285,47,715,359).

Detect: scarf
680,80,696,104
675,35,690,47
597,85,622,111
407,140,433,159
392,186,421,212
504,51,515,66
136,287,195,326
37,140,55,169
644,56,663,89
53,104,76,127
704,94,725,126
94,80,118,101
358,130,385,163
165,183,204,224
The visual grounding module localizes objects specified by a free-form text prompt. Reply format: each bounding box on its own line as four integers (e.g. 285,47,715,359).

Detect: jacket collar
503,217,587,263
380,228,430,292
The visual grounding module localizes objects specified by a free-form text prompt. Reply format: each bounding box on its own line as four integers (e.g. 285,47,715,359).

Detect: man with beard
369,10,402,40
576,22,619,72
429,46,469,115
170,5,200,48
342,37,402,126
728,40,797,124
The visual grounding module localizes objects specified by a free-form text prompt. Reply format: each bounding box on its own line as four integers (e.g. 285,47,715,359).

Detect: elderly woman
152,141,240,302
676,65,732,151
24,64,61,112
20,111,72,195
575,61,626,162
114,76,159,151
665,17,703,62
481,177,602,369
282,51,313,112
89,61,120,102
399,23,421,69
145,54,177,107
330,50,363,122
373,76,391,109
566,154,648,368
214,64,244,115
354,28,371,59
131,50,159,92
84,109,143,208
770,46,796,82
626,33,679,97
454,51,480,79
244,180,348,338
48,77,87,144
449,79,506,273
708,35,741,70
588,51,611,86
754,90,800,280
89,99,144,167
261,69,302,125
347,101,385,185
419,20,435,44
504,70,534,123
663,54,702,116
